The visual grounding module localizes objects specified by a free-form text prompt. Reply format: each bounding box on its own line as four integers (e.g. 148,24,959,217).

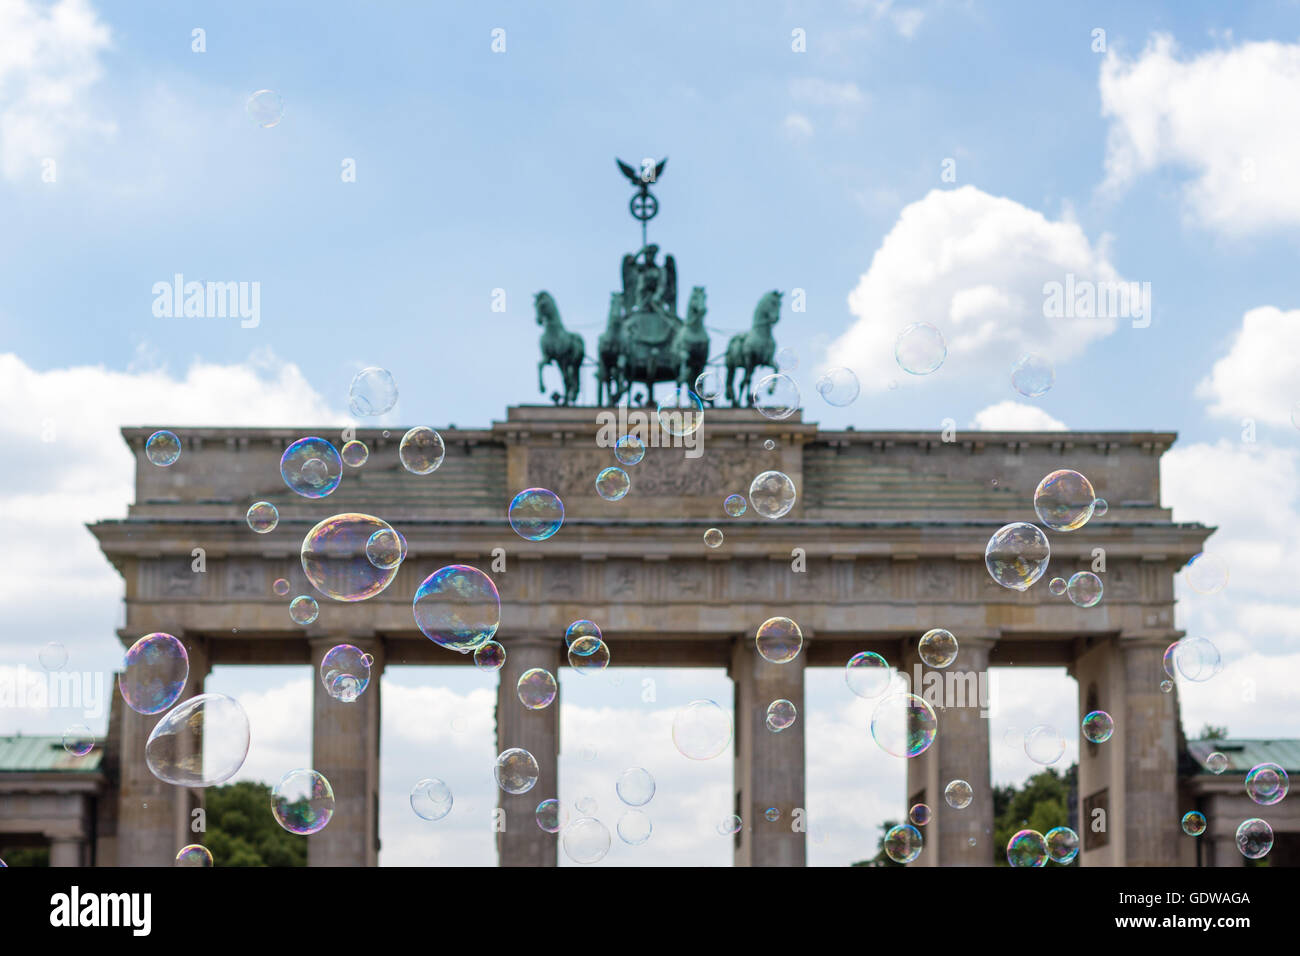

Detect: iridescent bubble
764,807,781,822
1045,826,1079,863
410,778,453,821
944,779,973,809
1025,724,1065,765
1067,571,1104,607
1082,710,1114,743
1033,470,1096,531
341,440,369,467
694,369,724,401
1237,818,1273,859
871,694,938,758
1182,811,1207,836
985,522,1051,591
1011,353,1055,398
672,699,733,760
175,845,213,867
723,494,747,517
473,641,506,672
145,693,249,787
749,470,797,519
120,632,189,715
766,698,797,732
617,810,653,846
303,512,405,603
1245,762,1289,806
918,628,958,668
575,796,598,816
246,89,284,127
763,439,776,451
272,578,290,597
495,748,539,794
517,668,558,709
399,426,445,475
1206,751,1229,774
565,619,603,649
319,644,370,702
146,430,181,467
1092,497,1109,517
750,372,801,420
1006,829,1048,867
1160,679,1174,694
596,466,631,501
567,637,610,674
703,527,724,549
365,528,405,570
39,641,67,671
413,565,500,653
910,803,932,826
535,798,568,833
1162,641,1179,678
756,616,803,663
816,367,860,407
1184,552,1228,594
657,391,704,437
614,434,646,465
289,595,319,625
281,437,342,498
508,488,565,541
563,817,612,864
62,725,94,756
1048,577,1067,596
1173,637,1221,682
348,366,398,417
245,501,279,533
717,814,742,836
775,347,799,371
616,767,656,806
271,769,335,835
845,652,892,698
883,824,924,863
895,322,946,375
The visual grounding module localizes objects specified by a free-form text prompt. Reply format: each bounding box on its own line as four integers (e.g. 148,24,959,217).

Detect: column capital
1119,631,1183,652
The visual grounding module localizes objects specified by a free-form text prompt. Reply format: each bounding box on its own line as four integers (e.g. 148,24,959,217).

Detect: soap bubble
1160,679,1174,693
535,798,567,833
756,616,803,663
509,488,565,541
348,367,398,417
895,323,946,375
617,810,653,846
1006,829,1048,867
120,632,189,715
944,779,973,809
614,434,646,465
985,522,1051,590
1184,552,1228,594
910,803,932,826
816,367,860,407
567,637,610,674
616,767,656,806
563,817,612,864
413,565,500,652
883,824,924,863
494,748,539,794
319,644,370,702
145,693,250,787
1033,470,1095,531
845,651,892,698
766,698,797,732
399,426,445,475
410,778,453,821
146,430,181,466
175,845,213,867
272,578,290,596
1082,710,1114,743
750,372,801,420
473,641,506,671
694,369,724,402
1237,818,1273,859
672,699,733,760
1181,811,1207,836
1245,762,1289,806
575,796,598,816
749,470,797,519
1173,637,1221,682
1093,497,1109,517
763,439,776,451
1045,826,1079,863
517,668,558,709
39,641,67,671
246,501,279,533
1025,724,1065,765
365,528,405,569
918,628,958,668
764,807,781,822
271,769,335,835
281,437,342,498
341,440,369,467
717,814,743,836
775,347,798,371
1206,752,1229,774
1067,571,1104,607
1011,353,1055,398
289,595,319,625
871,694,937,758
246,89,284,127
704,528,724,548
1048,577,1067,595
657,391,704,437
62,725,94,756
565,619,603,649
596,466,631,501
723,494,747,517
1162,641,1179,678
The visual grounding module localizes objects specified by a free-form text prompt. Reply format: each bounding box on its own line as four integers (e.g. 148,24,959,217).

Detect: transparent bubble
413,565,500,653
616,767,656,807
39,641,67,671
944,779,973,809
563,817,612,864
399,426,446,475
1033,470,1096,531
694,369,724,401
1045,826,1079,863
1048,577,1067,596
871,693,938,758
1245,762,1289,806
614,434,646,465
271,769,334,835
289,595,319,625
145,429,181,467
845,651,892,698
985,522,1051,591
883,824,924,863
1173,637,1221,682
763,439,776,451
1237,818,1273,859
120,632,190,715
495,748,539,794
617,809,653,846
717,814,742,836
749,470,797,519
348,367,398,417
535,798,568,833
1001,726,1021,750
1092,497,1109,517
365,528,405,570
816,367,860,407
410,778,453,821
766,698,798,732
245,501,279,534
672,699,733,760
1025,724,1065,765
750,372,801,420
918,628,958,668
361,653,374,667
246,89,284,127
565,619,603,650
1181,811,1207,836
764,807,781,822
319,644,370,702
575,796,598,816
723,494,747,517
1160,679,1174,694
517,668,558,709
567,637,610,674
1206,751,1229,774
895,322,946,375
145,693,250,787
1184,552,1228,594
1067,571,1104,607
280,437,342,498
657,391,704,437
272,578,290,597
1006,829,1048,867
1162,641,1179,678
1011,353,1055,398
910,803,932,826
62,724,94,756
593,465,633,501
341,440,369,467
1082,710,1114,743
175,845,213,867
756,616,803,664
473,640,506,672
775,347,799,371
703,528,724,549
509,488,565,541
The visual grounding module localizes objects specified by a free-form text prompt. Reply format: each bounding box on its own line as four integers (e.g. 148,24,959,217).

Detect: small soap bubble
1092,497,1109,517
765,698,797,732
348,367,398,417
1184,552,1228,594
290,595,319,625
1007,829,1048,867
1160,679,1174,693
614,434,646,465
1082,710,1114,743
400,426,446,475
723,494,747,517
319,644,371,702
596,466,631,501
775,347,798,371
1206,751,1229,774
473,641,506,671
871,694,937,758
845,651,892,698
1011,353,1055,398
562,817,612,864
1181,811,1207,836
1048,577,1067,596
985,522,1051,591
750,372,801,420
175,845,213,867
944,779,973,809
1025,724,1065,765
717,814,742,836
272,769,335,835
883,824,924,863
281,437,342,498
246,89,284,127
565,619,603,649
748,470,797,518
1033,470,1096,531
694,369,724,402
1067,571,1104,607
495,748,539,794
672,699,733,760
120,632,189,715
1045,826,1079,863
341,440,369,467
1245,762,1289,806
536,798,568,833
763,439,776,451
910,803,932,826
895,323,946,375
509,488,565,541
756,616,803,663
146,430,181,466
616,767,656,807
365,528,405,569
764,807,781,822
517,668,558,709
410,778,453,821
1173,637,1221,682
657,391,704,437
272,578,290,596
918,628,958,668
816,367,860,407
703,527,724,548
1237,818,1273,859
62,725,94,756
39,641,67,671
617,809,653,846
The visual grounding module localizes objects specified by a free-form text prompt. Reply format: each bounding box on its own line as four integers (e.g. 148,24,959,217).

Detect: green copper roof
1187,738,1300,775
0,735,103,772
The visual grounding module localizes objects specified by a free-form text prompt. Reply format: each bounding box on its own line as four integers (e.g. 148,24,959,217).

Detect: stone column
309,636,384,867
730,633,806,867
48,837,84,867
1121,637,1179,865
902,635,994,866
496,636,561,867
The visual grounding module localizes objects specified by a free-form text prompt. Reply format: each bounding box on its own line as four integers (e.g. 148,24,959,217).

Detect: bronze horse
725,290,782,406
535,291,584,405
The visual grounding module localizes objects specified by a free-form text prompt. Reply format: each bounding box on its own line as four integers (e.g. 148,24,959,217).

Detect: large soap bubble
870,693,937,758
348,366,398,417
672,699,733,760
495,748,539,794
984,522,1051,591
749,470,797,519
271,769,335,835
399,426,445,475
509,488,565,541
319,644,371,702
120,632,189,715
895,323,946,375
145,693,250,787
281,437,343,498
413,565,501,653
750,372,801,420
563,817,612,864
1033,470,1095,531
756,616,803,663
302,513,401,601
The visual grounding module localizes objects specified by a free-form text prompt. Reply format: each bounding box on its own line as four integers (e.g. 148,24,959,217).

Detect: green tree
0,845,49,867
1198,724,1229,740
202,781,307,867
993,764,1078,866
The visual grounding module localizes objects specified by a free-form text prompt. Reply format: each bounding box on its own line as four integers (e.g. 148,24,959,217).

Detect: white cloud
1100,34,1300,234
789,77,867,110
782,112,814,140
846,0,926,39
1195,306,1300,427
970,401,1067,431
